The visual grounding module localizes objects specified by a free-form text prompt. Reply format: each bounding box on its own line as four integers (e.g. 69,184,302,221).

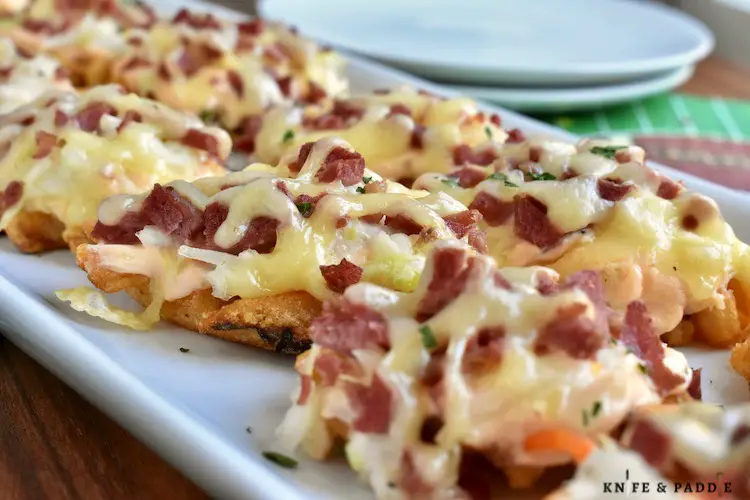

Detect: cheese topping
0,84,229,243
278,241,692,499
0,0,150,85
413,138,750,334
251,86,507,179
0,38,71,114
65,138,484,330
622,402,750,475
111,13,347,131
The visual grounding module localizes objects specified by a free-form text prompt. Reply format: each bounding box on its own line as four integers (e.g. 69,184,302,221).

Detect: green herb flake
356,186,366,194
295,202,313,217
487,172,518,187
179,347,189,353
419,325,437,350
590,145,628,160
638,363,649,375
362,176,372,184
528,172,557,181
440,178,459,188
484,126,492,139
281,129,295,143
199,110,217,124
591,401,602,418
263,451,298,469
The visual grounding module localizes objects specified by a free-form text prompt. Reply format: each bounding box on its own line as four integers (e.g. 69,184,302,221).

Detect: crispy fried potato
504,466,545,489
49,46,113,87
692,291,747,348
3,209,91,253
662,319,695,347
729,278,750,327
2,155,223,254
77,245,321,353
4,209,66,253
731,339,750,381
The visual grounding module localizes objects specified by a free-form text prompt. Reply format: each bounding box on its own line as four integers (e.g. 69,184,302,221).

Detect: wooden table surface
1,27,749,500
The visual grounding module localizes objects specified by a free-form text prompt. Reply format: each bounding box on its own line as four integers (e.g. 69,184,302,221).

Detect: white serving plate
449,65,695,113
0,2,747,500
261,0,714,86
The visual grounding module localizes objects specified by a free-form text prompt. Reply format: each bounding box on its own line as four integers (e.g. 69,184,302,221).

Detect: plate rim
261,0,715,85
449,65,696,111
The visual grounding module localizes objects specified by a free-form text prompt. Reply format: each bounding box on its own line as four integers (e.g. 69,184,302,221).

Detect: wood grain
680,57,750,100
0,336,208,500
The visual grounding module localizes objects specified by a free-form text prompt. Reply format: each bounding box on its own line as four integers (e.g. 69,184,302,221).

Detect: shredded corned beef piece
288,142,314,173
597,178,634,202
180,129,221,157
627,418,672,469
345,375,393,434
656,177,683,200
314,148,365,186
416,247,477,322
33,131,61,159
320,259,363,293
388,103,411,117
534,303,607,359
360,213,423,236
451,167,488,188
620,301,687,396
309,299,389,354
513,194,564,248
687,368,702,400
468,192,513,227
201,202,278,255
462,326,505,375
75,102,117,133
116,110,143,133
233,115,263,154
506,128,526,143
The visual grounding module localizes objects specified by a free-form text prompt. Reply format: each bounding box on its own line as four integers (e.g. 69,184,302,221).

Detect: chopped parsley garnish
356,176,373,194
638,363,649,375
582,401,603,427
281,129,295,143
487,172,518,187
590,145,628,160
591,400,602,417
179,347,190,353
262,451,298,469
484,126,492,139
528,172,556,181
295,202,313,217
441,178,459,188
199,110,218,124
419,325,437,350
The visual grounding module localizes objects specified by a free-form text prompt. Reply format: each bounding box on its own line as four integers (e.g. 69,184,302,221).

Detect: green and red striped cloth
538,94,750,191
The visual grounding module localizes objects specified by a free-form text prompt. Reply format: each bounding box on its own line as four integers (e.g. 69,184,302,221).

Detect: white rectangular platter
1,1,749,499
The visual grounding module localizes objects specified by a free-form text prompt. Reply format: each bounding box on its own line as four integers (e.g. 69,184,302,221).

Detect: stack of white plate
261,0,714,113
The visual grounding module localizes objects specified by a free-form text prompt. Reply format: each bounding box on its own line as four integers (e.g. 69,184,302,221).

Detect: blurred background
223,0,750,191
